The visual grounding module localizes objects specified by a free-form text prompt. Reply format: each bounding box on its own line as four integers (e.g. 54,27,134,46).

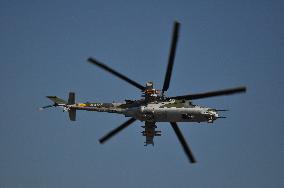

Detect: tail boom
44,92,124,121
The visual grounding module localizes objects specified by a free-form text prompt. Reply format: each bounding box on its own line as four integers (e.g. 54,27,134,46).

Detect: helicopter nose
207,109,219,119
214,112,219,118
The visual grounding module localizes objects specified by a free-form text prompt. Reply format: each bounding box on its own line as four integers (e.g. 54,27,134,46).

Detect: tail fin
47,96,67,105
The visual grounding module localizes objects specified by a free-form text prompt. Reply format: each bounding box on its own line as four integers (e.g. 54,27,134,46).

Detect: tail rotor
40,92,77,121
68,92,76,121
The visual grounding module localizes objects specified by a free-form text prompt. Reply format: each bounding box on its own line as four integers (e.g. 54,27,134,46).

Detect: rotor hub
142,82,161,101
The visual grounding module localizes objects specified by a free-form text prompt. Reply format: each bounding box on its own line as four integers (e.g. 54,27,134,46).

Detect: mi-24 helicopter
41,21,246,163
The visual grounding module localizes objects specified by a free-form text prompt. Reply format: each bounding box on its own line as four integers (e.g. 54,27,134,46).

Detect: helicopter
41,21,246,163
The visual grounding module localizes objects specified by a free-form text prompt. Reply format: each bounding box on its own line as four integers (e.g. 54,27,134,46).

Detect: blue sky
0,0,283,187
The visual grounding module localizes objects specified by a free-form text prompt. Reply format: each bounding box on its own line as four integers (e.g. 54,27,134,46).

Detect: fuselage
70,99,219,123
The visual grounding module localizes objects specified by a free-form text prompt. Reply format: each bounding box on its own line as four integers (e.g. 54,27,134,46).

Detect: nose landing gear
207,116,214,123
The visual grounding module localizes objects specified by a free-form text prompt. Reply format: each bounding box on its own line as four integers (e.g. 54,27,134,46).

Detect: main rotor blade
99,117,136,144
170,86,246,100
88,57,145,91
170,122,196,163
162,21,180,93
